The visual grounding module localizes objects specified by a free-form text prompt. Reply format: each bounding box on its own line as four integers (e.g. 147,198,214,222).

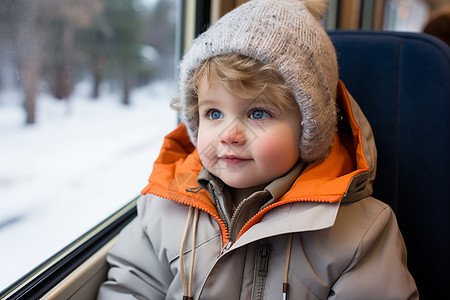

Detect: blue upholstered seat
328,30,450,299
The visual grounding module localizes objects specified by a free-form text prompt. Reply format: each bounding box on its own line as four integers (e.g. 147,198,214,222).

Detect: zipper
207,183,235,246
147,187,230,246
209,184,231,230
257,241,270,277
229,195,253,242
252,240,271,300
220,240,234,256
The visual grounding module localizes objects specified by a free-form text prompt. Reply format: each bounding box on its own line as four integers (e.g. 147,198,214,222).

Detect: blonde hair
172,53,298,123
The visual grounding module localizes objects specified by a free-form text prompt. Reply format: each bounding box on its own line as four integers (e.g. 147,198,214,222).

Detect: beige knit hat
179,0,338,162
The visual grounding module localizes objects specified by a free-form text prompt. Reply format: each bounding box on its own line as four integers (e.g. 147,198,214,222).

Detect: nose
219,124,246,145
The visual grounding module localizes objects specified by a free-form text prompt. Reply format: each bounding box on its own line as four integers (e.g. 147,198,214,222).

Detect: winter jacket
98,81,418,300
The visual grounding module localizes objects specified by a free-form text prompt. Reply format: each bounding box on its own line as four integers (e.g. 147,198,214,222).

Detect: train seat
328,30,450,299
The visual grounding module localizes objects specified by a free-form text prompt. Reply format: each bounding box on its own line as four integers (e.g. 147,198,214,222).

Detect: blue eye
250,109,270,120
209,110,223,120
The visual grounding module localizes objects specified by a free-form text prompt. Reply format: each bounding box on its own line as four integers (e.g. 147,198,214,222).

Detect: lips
219,155,250,165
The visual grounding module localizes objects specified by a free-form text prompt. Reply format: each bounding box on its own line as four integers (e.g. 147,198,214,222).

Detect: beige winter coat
98,82,418,299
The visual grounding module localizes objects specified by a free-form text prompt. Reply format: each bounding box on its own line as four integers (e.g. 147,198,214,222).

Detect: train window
383,0,429,31
322,0,430,32
0,0,178,295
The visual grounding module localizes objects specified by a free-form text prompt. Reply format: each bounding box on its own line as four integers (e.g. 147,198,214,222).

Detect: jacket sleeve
97,216,173,300
328,206,419,300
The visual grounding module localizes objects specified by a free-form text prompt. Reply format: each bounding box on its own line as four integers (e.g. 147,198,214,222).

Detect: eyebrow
197,98,219,108
198,94,273,109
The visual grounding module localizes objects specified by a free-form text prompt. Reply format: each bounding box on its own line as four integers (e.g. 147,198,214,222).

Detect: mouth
219,155,251,165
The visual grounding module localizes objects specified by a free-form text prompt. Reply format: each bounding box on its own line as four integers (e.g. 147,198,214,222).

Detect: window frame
0,199,137,299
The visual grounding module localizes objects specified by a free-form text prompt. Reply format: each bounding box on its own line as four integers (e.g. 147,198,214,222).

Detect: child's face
197,76,302,189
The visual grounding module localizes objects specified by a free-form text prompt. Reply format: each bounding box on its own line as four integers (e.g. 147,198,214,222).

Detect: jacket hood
142,80,377,240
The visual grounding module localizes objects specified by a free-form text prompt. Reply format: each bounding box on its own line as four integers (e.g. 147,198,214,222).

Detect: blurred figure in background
423,5,450,46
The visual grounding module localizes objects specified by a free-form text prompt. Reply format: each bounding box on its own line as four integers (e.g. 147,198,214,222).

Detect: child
98,0,418,299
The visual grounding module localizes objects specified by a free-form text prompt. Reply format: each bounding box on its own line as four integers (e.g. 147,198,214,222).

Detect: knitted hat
179,0,338,162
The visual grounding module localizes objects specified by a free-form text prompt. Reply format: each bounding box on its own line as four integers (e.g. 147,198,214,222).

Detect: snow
0,80,178,291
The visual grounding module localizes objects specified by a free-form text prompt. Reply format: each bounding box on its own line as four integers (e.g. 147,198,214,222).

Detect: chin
221,178,248,189
223,178,263,190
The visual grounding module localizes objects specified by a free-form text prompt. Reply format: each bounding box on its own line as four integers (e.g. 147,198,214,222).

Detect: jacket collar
142,81,374,243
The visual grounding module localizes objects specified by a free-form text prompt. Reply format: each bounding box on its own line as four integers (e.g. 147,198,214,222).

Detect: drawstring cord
180,207,192,298
180,206,199,300
189,208,199,298
283,233,293,300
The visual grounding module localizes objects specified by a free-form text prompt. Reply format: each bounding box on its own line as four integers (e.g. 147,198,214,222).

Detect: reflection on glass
0,0,177,291
383,0,429,31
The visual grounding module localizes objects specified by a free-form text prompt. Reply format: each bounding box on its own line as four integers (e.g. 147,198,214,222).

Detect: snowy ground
0,80,178,291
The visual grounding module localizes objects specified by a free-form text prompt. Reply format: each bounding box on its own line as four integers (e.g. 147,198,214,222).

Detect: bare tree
11,0,102,124
16,0,42,124
38,0,102,100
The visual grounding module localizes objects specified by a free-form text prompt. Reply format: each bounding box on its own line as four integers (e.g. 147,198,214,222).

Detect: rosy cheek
256,138,275,158
254,132,299,164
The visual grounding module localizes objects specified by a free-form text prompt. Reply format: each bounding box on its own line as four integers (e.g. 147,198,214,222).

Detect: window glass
0,0,177,291
383,0,429,31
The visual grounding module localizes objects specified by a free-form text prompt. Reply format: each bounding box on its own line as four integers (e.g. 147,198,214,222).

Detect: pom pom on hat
302,0,329,20
179,0,338,162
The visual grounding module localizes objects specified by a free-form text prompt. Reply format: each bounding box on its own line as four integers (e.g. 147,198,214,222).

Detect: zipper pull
258,242,271,277
220,241,234,255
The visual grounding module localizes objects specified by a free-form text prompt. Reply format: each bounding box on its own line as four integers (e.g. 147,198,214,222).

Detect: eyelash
202,108,273,120
204,109,222,120
248,108,272,120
